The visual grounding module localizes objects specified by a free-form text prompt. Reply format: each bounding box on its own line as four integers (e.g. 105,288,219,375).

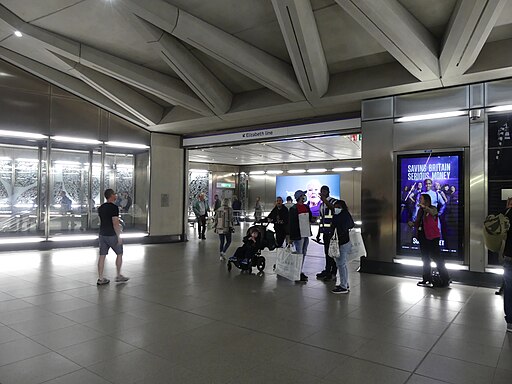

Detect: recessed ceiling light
14,31,22,37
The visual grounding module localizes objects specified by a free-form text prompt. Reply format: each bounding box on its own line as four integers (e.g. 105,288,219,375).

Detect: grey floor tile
432,336,502,367
30,324,104,350
0,325,25,344
57,336,137,367
9,314,77,336
406,375,451,384
43,368,113,384
0,338,51,366
225,360,323,384
88,349,181,384
416,353,495,384
497,347,512,371
493,367,512,384
442,322,506,348
0,352,80,384
302,328,371,355
271,343,348,378
325,356,410,384
373,325,439,351
353,339,427,371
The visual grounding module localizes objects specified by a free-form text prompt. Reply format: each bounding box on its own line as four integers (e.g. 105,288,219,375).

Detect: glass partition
0,144,45,237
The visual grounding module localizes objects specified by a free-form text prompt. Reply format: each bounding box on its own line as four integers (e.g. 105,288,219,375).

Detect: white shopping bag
348,230,366,261
275,246,302,281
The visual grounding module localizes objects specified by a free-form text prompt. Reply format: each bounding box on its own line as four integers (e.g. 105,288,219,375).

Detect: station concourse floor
0,225,511,384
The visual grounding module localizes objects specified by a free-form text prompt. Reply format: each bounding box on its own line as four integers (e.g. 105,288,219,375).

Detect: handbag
275,246,302,281
328,230,340,259
347,230,366,261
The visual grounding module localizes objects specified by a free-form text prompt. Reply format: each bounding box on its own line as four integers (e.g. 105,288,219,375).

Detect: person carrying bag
330,200,354,294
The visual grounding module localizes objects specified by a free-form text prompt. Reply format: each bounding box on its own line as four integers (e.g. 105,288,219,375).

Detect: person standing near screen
284,196,294,209
288,190,314,282
316,185,338,281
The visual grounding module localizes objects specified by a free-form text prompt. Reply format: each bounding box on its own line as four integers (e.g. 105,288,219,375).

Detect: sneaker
331,286,349,294
316,271,328,279
97,278,110,285
507,323,512,333
300,273,308,281
417,280,431,287
219,252,226,261
115,275,129,283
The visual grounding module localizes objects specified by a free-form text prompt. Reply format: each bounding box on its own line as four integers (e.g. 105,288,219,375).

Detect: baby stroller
227,222,276,273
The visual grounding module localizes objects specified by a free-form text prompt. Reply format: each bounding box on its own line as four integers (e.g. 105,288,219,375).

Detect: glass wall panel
49,149,92,235
0,144,44,236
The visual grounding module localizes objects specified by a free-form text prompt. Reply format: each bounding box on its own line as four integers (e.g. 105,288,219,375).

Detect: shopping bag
206,217,215,231
275,246,302,281
347,230,366,261
328,231,339,259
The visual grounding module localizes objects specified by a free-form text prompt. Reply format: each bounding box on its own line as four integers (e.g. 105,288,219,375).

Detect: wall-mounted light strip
332,167,354,172
0,129,46,140
395,110,467,122
189,169,209,173
485,267,504,275
288,169,306,174
51,136,102,145
120,232,148,239
49,235,99,241
0,237,44,244
106,141,149,149
394,258,468,270
354,167,362,171
307,168,327,173
487,105,512,112
266,170,283,174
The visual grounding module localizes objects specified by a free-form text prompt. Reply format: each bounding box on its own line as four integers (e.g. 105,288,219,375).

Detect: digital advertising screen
276,174,340,217
397,152,464,259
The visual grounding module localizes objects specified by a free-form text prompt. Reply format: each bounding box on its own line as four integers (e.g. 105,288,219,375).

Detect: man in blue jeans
503,198,512,332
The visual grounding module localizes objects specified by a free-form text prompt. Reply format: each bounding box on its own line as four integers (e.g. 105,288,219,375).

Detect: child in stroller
228,222,276,273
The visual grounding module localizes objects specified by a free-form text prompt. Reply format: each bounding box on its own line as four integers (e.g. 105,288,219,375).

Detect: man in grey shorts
97,188,129,285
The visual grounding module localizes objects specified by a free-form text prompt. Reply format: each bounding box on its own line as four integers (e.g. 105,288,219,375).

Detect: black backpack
431,270,446,288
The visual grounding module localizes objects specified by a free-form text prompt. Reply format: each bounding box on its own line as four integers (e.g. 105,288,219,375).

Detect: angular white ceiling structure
0,0,511,136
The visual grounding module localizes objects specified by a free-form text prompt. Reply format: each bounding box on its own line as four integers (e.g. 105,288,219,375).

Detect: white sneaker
219,252,226,261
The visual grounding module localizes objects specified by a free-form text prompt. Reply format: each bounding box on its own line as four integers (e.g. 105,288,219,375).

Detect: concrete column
149,133,185,237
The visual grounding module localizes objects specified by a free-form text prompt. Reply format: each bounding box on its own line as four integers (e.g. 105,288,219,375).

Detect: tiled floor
0,226,511,383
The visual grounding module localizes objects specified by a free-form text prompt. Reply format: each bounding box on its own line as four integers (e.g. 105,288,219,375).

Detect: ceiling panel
188,134,362,165
398,0,457,39
0,0,83,22
314,4,388,73
31,0,157,66
166,0,277,35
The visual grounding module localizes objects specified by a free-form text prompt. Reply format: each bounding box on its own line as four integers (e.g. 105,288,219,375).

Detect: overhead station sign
182,118,361,148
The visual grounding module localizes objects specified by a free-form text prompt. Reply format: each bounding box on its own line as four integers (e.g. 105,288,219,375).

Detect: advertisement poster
397,152,463,258
276,174,340,217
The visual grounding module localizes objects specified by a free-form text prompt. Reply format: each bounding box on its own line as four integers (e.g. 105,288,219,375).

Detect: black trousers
419,232,449,283
323,232,337,276
275,226,286,248
197,215,207,237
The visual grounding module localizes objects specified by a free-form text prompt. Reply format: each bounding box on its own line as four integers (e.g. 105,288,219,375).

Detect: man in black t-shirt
97,189,129,285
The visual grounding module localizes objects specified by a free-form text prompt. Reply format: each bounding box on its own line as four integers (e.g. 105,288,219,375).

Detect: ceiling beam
119,0,305,102
335,0,439,81
51,53,164,126
0,46,147,127
271,0,329,100
0,4,212,117
121,10,233,115
440,0,508,78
